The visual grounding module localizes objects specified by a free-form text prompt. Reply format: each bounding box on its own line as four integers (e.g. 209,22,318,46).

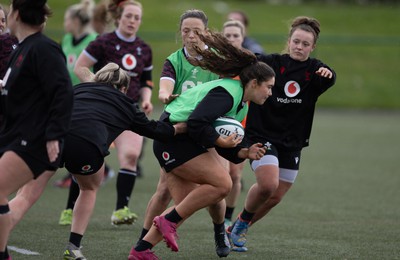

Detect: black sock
66,176,80,209
165,208,182,223
213,222,225,234
240,208,254,222
135,239,153,252
4,246,9,258
225,206,234,221
116,169,137,210
139,228,149,241
69,232,83,248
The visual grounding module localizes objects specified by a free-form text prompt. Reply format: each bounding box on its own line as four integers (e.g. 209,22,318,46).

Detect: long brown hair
190,31,274,87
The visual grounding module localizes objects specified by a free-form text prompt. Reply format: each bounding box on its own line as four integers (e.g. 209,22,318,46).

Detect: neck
15,24,41,42
185,43,206,58
73,27,88,39
116,29,136,42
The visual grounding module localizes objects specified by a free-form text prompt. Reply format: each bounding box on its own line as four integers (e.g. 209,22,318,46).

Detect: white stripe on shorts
251,155,298,183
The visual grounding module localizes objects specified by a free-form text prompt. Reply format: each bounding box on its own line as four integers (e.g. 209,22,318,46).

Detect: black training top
246,53,336,151
0,32,73,155
70,82,175,156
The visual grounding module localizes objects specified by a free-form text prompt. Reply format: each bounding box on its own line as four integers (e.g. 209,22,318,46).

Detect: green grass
8,109,400,259
44,0,400,109
7,1,400,259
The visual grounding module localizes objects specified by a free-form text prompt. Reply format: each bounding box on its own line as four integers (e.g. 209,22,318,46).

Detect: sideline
7,245,40,256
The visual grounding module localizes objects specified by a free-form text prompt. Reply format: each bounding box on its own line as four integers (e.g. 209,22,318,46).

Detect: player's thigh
166,172,198,205
73,165,104,191
114,130,143,158
173,151,232,188
0,151,33,200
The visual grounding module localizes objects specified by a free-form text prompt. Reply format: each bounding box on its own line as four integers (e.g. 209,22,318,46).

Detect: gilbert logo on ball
213,117,244,139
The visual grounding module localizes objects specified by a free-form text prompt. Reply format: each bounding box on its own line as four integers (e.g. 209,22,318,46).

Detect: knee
267,195,283,208
229,171,242,184
121,151,140,166
156,188,172,204
217,178,232,198
78,181,100,192
257,179,279,199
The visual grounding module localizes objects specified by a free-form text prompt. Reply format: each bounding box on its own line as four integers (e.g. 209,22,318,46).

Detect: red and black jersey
246,53,336,150
83,31,152,102
0,33,18,79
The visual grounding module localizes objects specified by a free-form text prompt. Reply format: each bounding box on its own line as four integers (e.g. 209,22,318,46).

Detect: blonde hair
94,62,130,90
65,0,95,26
223,20,245,37
92,0,113,34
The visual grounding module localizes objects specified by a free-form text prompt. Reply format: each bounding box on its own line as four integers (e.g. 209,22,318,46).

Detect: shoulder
94,32,116,43
243,37,264,54
62,33,73,42
86,33,114,52
28,33,62,54
167,49,184,62
307,57,325,66
135,36,151,48
0,33,17,50
257,53,281,64
87,33,98,41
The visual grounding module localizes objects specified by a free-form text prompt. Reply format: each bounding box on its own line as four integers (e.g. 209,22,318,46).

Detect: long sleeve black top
187,87,246,163
246,53,336,151
0,32,73,154
70,82,175,157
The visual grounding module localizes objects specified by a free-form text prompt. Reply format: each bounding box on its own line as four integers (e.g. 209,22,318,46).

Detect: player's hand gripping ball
213,117,244,139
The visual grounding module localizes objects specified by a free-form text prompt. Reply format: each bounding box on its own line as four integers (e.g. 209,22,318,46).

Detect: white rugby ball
213,117,244,139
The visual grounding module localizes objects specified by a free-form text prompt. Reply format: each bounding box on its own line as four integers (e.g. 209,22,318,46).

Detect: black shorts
61,135,104,175
153,134,208,172
14,150,59,179
251,142,302,170
153,111,208,172
153,133,208,173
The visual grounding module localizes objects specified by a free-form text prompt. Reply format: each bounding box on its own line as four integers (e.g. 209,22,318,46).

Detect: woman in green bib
138,9,232,258
129,31,275,258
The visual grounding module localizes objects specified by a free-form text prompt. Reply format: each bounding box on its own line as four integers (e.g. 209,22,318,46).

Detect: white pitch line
7,245,40,255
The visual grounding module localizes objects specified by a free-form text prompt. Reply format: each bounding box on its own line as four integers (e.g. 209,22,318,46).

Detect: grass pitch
8,109,400,259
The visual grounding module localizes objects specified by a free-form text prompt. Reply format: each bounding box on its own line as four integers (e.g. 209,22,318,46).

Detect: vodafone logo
122,54,137,70
67,54,76,66
81,165,93,173
162,152,170,161
284,80,300,97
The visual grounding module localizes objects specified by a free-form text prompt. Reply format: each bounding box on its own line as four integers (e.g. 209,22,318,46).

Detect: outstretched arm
74,53,96,83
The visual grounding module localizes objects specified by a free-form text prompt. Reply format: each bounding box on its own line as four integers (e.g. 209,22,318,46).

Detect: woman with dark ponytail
129,31,275,259
0,1,73,259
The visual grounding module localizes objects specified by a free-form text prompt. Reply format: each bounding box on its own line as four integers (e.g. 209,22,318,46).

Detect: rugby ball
213,117,244,139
